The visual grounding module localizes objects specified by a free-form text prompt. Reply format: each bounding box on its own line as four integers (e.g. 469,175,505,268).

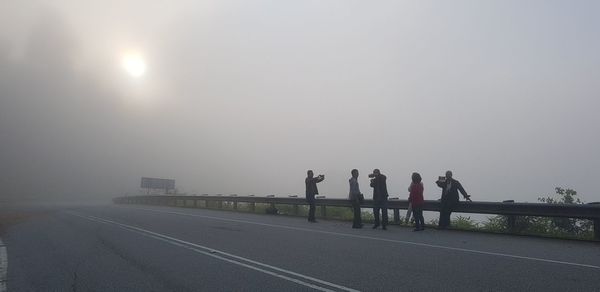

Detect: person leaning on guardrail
436,170,471,229
305,170,325,223
408,172,425,231
349,169,364,229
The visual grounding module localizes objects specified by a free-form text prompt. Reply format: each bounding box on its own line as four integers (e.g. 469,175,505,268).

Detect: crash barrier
113,195,600,240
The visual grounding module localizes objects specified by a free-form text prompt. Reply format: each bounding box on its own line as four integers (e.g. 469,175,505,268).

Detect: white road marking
0,238,7,292
124,206,600,270
66,211,360,292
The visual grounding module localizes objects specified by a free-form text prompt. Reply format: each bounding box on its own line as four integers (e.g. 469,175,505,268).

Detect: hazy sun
122,52,147,78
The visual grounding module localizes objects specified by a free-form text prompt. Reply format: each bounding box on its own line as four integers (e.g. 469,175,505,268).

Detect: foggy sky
1,0,599,203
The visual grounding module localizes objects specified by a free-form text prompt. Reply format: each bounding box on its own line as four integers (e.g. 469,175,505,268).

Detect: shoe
372,225,379,229
352,225,362,229
413,228,420,232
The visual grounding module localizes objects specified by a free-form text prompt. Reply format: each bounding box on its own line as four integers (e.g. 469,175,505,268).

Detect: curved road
2,204,600,291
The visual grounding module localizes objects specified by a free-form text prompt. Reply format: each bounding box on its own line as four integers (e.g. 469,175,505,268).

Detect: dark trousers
307,197,316,221
439,199,457,228
352,201,362,227
373,200,388,227
412,206,424,229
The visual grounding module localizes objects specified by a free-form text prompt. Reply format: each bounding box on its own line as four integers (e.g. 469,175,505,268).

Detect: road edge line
66,211,360,292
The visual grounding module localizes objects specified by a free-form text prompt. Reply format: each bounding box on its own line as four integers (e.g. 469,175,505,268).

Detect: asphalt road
2,204,600,291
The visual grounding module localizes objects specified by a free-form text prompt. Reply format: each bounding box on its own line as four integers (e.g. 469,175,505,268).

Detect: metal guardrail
113,195,600,240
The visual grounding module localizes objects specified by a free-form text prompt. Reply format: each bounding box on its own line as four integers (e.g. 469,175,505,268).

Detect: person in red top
408,172,425,231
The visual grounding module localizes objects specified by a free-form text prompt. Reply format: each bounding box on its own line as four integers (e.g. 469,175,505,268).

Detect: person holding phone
305,170,325,223
436,170,471,229
370,169,389,230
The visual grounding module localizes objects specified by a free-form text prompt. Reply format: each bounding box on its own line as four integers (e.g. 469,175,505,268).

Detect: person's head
412,172,422,184
373,169,380,176
351,169,359,178
445,170,453,180
307,170,314,178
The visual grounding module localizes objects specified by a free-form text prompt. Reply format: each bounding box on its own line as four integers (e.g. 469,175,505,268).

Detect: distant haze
1,1,598,203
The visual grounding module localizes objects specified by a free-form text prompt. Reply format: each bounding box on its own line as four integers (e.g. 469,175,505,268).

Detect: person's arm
349,179,359,196
436,180,444,188
316,175,325,183
457,182,471,201
382,181,388,197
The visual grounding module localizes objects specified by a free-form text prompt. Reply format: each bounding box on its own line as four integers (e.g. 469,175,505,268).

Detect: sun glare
122,52,147,78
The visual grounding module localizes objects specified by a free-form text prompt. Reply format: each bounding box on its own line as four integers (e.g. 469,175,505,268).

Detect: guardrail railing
113,195,600,240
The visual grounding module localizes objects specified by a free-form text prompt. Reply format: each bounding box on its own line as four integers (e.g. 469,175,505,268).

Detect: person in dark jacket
305,170,324,223
408,172,425,231
370,169,388,230
349,169,363,229
436,170,471,229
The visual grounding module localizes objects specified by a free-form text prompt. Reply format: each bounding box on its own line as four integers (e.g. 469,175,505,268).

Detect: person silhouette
349,169,363,229
408,172,425,231
370,169,388,230
436,170,471,229
305,170,324,223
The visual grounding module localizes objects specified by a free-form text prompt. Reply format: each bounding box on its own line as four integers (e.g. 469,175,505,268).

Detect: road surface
2,204,599,291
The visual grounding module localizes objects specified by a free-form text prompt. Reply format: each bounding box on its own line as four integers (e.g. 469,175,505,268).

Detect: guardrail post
250,202,256,212
321,205,327,218
507,216,516,232
204,200,208,208
233,201,238,210
293,205,299,215
218,201,223,209
587,202,600,241
503,200,516,232
393,209,400,223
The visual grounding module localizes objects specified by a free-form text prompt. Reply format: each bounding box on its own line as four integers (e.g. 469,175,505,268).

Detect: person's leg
413,207,424,230
413,207,419,229
441,210,450,228
308,199,316,222
352,204,361,228
405,203,412,224
444,200,457,228
381,200,388,229
373,205,381,228
439,200,449,228
351,204,356,227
